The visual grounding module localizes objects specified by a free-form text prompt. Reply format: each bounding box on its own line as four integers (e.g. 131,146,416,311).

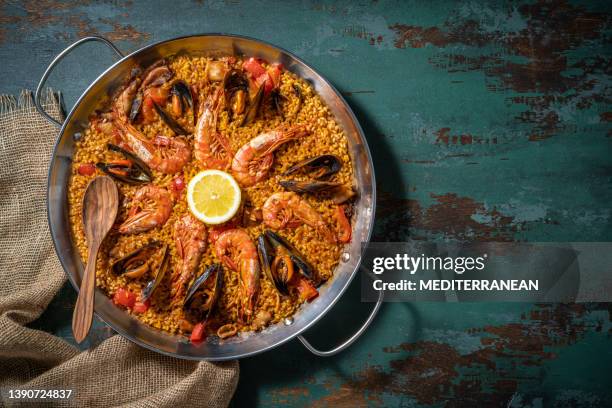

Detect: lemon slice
187,170,241,224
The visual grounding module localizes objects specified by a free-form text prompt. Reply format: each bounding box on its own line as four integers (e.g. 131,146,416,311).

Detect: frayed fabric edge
0,89,63,118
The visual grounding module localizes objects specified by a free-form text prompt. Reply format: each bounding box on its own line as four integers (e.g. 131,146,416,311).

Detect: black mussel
170,81,194,120
129,91,143,123
240,84,264,126
283,154,342,179
279,180,356,204
230,89,247,117
292,84,303,113
141,244,170,302
257,235,290,295
223,70,249,117
97,143,152,185
264,230,318,285
153,101,188,135
279,180,342,193
223,69,248,92
111,241,163,279
270,89,285,118
271,84,303,119
183,264,223,320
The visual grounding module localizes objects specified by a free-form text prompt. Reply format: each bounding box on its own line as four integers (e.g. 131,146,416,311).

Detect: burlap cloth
0,91,239,407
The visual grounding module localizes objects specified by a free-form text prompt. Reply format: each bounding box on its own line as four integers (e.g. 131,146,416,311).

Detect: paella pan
38,35,379,360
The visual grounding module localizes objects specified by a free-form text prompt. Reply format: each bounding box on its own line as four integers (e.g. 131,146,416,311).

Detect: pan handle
297,287,383,357
35,36,124,128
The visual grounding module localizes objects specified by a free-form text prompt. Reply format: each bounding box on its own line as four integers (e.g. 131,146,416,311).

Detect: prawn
112,60,173,123
114,120,191,174
194,87,233,170
118,185,172,234
171,214,207,303
231,125,309,187
214,229,260,322
262,191,336,244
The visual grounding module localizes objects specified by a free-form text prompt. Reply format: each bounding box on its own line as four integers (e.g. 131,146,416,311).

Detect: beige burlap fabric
0,91,239,407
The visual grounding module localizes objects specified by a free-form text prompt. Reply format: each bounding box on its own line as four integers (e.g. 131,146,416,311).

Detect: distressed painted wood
3,0,610,406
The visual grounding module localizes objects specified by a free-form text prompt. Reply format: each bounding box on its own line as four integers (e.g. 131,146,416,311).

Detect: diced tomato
171,175,185,192
243,57,267,78
256,73,276,94
77,163,96,176
190,322,206,343
146,86,169,104
247,62,282,95
133,298,150,314
267,64,282,88
113,287,136,308
296,277,318,303
142,96,156,123
334,205,352,243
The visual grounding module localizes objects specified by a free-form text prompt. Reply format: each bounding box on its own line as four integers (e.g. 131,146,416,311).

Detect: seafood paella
69,54,355,342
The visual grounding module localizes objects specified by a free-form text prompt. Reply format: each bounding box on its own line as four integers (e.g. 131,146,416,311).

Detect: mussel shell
223,69,248,92
282,154,342,179
264,230,318,284
153,101,188,135
140,244,170,302
110,241,162,277
271,84,302,119
97,143,152,185
257,235,290,295
292,84,303,104
183,264,223,320
171,81,194,113
270,89,286,118
240,84,264,126
129,92,143,123
224,70,249,119
279,180,342,193
279,180,355,204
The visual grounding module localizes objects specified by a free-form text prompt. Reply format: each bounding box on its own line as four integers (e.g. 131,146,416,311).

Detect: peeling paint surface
3,0,611,406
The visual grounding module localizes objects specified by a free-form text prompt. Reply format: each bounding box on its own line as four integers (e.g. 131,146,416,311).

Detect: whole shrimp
113,76,140,122
262,191,336,244
194,87,233,170
113,60,172,123
171,214,207,303
214,229,260,322
231,125,309,187
114,120,191,174
118,185,172,234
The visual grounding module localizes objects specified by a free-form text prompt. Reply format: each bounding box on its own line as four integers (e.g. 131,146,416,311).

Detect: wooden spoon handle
72,242,100,343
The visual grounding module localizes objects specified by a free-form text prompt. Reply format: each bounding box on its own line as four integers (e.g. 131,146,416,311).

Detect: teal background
1,0,610,406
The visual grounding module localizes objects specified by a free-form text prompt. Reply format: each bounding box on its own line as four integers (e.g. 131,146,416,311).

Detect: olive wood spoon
72,176,118,343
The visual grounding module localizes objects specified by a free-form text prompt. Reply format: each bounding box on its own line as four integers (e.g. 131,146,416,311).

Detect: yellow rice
68,55,353,338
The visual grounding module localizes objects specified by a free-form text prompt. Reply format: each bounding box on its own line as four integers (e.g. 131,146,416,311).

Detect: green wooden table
2,0,610,406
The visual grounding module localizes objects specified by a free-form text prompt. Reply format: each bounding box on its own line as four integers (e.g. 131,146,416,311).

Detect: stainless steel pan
36,35,381,360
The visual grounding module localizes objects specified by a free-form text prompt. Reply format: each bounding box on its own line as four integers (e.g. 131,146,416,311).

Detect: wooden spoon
72,176,119,343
